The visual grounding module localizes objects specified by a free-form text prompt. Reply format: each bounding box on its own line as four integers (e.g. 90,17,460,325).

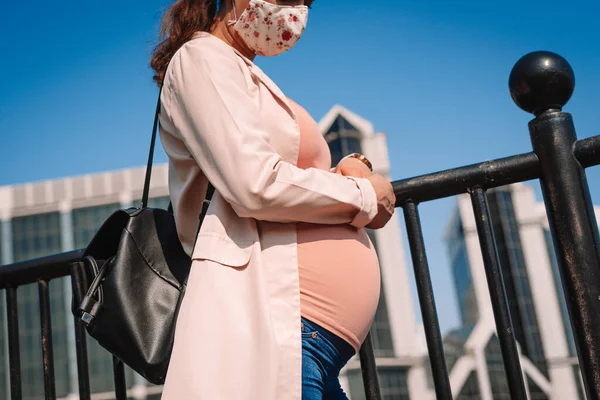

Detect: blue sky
1,0,599,335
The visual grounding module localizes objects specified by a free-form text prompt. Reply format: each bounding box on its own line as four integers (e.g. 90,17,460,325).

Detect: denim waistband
301,317,355,361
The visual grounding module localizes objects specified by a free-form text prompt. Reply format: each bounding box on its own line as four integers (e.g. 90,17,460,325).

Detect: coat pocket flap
192,234,253,267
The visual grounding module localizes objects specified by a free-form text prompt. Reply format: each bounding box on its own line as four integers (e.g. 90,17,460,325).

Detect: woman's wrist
342,153,373,172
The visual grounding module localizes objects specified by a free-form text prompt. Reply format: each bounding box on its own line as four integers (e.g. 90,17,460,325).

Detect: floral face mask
229,0,309,57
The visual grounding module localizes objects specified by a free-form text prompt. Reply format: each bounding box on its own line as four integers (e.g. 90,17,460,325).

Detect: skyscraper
443,183,598,399
0,105,430,399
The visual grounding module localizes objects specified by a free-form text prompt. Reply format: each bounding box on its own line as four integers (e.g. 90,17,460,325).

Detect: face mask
229,0,309,57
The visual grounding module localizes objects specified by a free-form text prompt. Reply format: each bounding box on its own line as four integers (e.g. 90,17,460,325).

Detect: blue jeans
301,318,356,400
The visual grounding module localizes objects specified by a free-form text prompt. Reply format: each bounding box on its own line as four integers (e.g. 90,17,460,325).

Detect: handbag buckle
81,311,94,326
78,293,103,327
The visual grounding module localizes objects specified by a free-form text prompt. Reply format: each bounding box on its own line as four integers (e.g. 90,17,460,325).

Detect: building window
370,286,395,358
328,137,344,169
447,218,479,326
147,196,171,210
485,335,510,400
486,190,548,381
11,213,71,398
528,376,550,400
348,367,410,400
13,213,62,262
457,371,481,400
573,365,586,400
72,204,120,249
442,325,474,373
544,229,577,357
366,230,395,357
324,115,363,166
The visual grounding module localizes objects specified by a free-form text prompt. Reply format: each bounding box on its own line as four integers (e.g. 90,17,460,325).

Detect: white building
443,182,599,399
0,105,430,399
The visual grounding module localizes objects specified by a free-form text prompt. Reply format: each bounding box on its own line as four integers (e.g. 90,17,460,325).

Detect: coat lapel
230,48,296,120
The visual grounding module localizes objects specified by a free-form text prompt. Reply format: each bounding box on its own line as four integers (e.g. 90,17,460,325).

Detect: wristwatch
344,153,373,172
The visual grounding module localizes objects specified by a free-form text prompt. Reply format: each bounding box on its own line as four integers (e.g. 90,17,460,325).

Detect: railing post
510,50,600,400
359,333,382,400
6,287,22,400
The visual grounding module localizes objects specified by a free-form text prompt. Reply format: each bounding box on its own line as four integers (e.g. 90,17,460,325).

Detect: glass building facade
544,229,586,400
485,189,548,397
485,335,510,399
348,367,411,400
447,218,478,327
324,115,363,166
543,229,576,357
456,371,481,400
366,230,395,359
11,212,71,398
446,188,553,399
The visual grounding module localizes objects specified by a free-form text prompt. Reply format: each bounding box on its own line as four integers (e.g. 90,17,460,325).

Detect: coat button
312,332,317,339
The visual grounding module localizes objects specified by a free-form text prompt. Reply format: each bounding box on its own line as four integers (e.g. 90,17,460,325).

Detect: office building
443,183,599,399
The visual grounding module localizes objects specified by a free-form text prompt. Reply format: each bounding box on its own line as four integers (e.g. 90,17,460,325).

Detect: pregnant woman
150,0,396,399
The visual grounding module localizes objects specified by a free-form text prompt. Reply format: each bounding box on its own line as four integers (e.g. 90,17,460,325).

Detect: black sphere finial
509,51,575,115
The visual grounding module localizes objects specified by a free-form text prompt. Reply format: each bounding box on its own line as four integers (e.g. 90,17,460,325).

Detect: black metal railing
1,51,600,400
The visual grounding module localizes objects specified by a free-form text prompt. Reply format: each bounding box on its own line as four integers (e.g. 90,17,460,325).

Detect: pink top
290,99,381,352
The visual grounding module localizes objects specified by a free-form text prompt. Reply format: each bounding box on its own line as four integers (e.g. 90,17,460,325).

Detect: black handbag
70,86,215,384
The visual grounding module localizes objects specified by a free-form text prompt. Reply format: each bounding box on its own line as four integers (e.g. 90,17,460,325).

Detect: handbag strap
141,86,164,209
141,85,215,213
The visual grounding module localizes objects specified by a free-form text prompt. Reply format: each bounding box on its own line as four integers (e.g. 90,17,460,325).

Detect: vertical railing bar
70,263,91,400
359,332,381,400
38,280,57,400
402,201,453,399
72,320,92,400
6,287,22,400
113,356,127,400
469,187,527,400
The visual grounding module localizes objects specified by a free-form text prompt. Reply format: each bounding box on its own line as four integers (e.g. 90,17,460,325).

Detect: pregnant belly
297,223,381,351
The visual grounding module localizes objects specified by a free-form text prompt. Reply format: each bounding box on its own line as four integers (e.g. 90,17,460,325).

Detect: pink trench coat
159,32,378,400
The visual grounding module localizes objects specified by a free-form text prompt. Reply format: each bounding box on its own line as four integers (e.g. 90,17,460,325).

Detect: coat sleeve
163,41,378,228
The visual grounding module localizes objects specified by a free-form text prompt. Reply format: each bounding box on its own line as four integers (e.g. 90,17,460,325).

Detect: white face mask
229,0,309,57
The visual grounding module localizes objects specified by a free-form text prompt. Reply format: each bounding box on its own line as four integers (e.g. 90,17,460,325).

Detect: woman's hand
333,158,395,229
332,157,372,178
365,174,396,230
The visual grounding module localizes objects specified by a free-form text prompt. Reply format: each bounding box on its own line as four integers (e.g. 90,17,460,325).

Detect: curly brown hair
151,0,224,86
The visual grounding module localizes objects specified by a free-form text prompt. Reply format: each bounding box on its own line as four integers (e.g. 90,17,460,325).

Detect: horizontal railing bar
575,134,600,168
0,140,589,290
0,249,84,289
393,152,540,205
